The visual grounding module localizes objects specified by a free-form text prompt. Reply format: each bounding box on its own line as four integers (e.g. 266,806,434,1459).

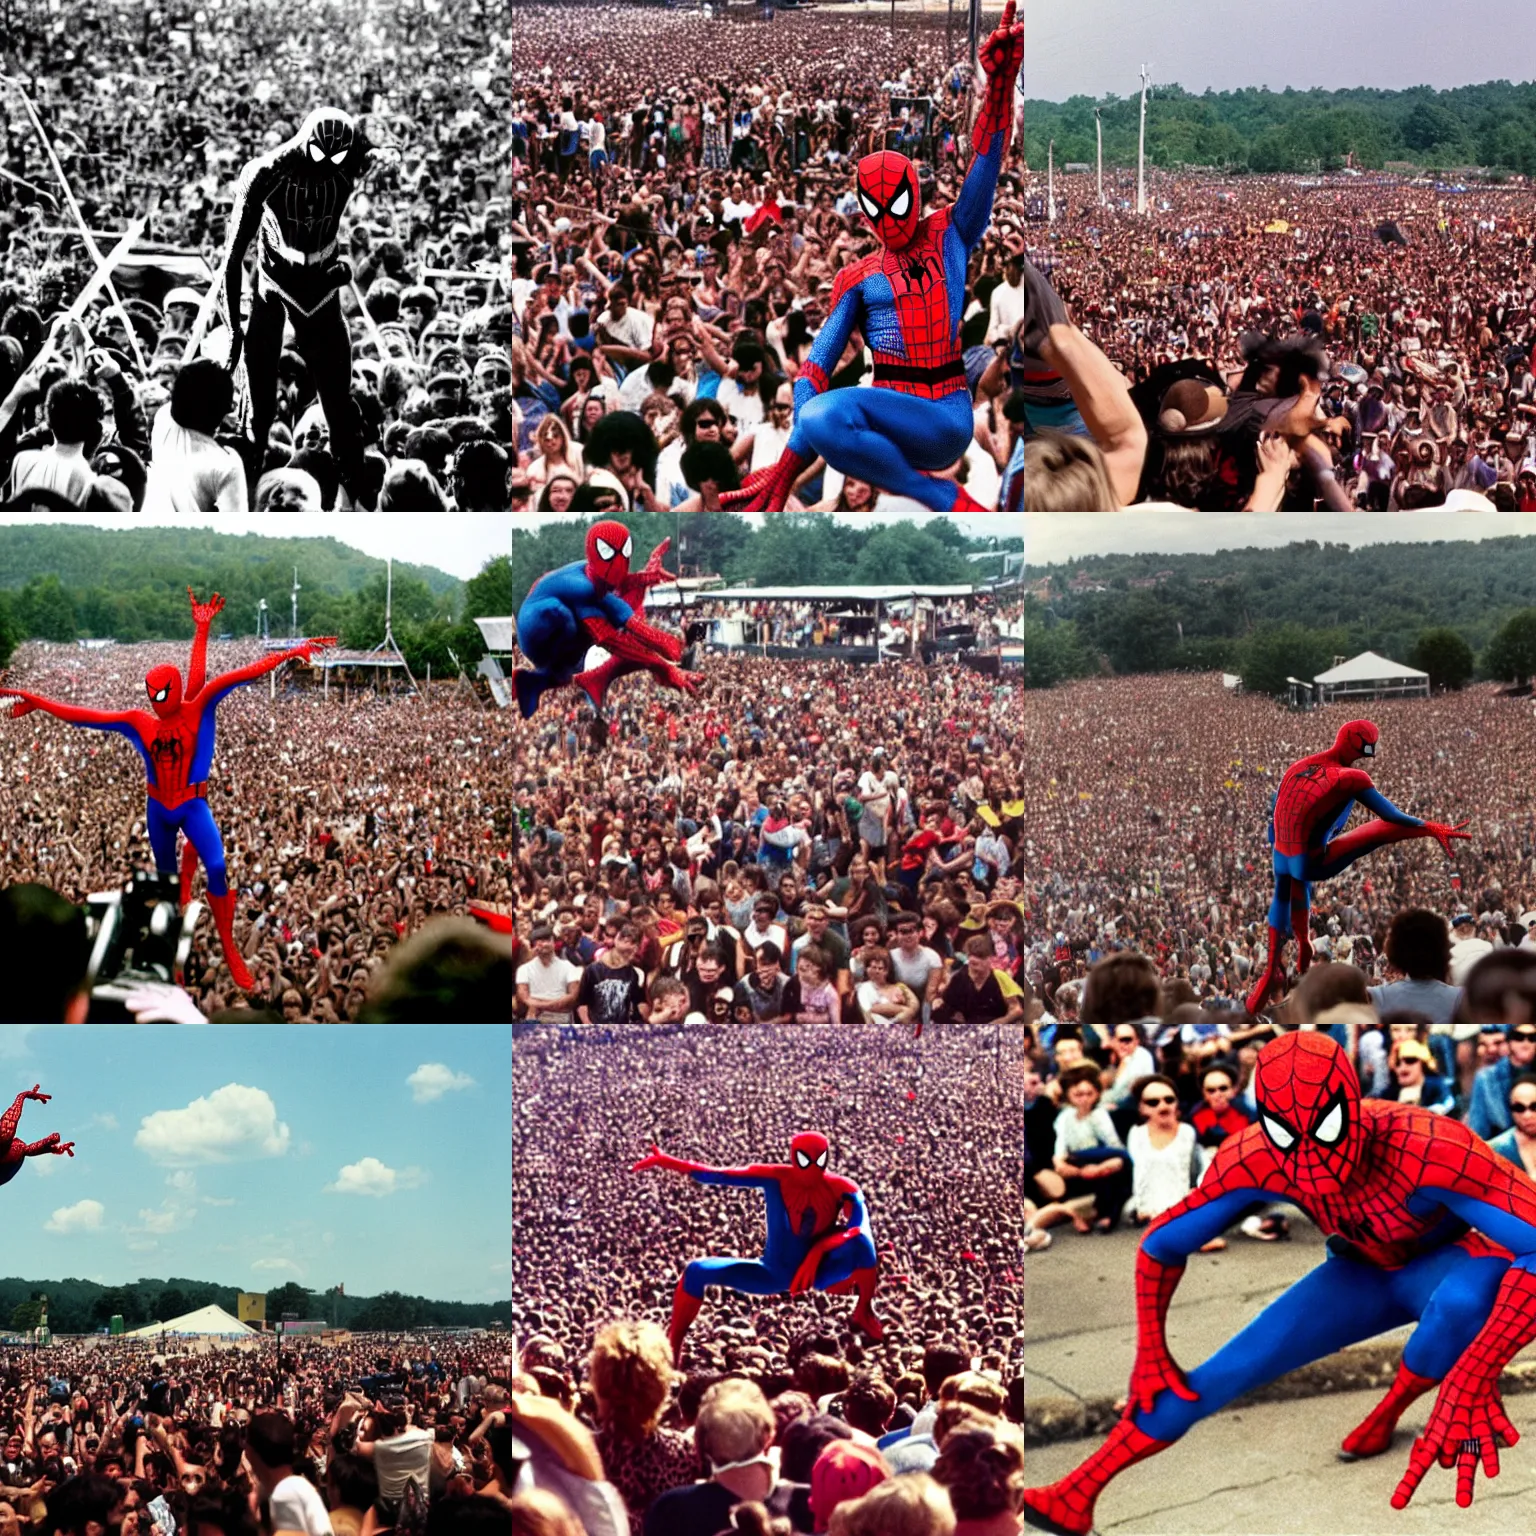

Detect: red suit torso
1272,753,1374,856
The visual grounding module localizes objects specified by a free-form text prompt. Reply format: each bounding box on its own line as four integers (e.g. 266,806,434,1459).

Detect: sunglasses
1514,1032,1536,1044
1513,1103,1536,1114
1115,1034,1138,1044
1203,1082,1233,1093
1141,1094,1177,1108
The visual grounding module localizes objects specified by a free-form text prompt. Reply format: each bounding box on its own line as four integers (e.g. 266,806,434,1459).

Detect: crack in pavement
1024,1365,1084,1401
1099,1471,1292,1528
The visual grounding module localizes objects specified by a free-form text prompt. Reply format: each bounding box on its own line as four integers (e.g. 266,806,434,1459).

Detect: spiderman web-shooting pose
0,1085,73,1187
220,107,398,509
0,588,335,992
633,1131,883,1363
1245,718,1468,1014
720,0,1023,512
1025,1032,1536,1533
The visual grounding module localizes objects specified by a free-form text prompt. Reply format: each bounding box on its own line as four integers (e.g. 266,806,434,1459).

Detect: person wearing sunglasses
1383,1040,1455,1116
1467,1009,1536,1140
1489,1075,1536,1181
1126,1074,1225,1251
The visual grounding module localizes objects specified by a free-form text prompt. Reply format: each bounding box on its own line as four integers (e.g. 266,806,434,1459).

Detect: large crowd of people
1020,672,1536,1249
505,2,1536,511
0,638,514,1020
0,1332,513,1536
0,0,510,511
506,647,1030,1532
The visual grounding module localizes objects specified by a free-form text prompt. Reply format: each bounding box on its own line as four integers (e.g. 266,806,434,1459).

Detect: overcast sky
1026,0,1536,100
1026,513,1536,566
1,515,510,582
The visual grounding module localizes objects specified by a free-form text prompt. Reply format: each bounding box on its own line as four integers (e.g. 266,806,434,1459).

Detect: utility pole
1047,138,1055,223
290,566,300,639
1095,105,1104,205
1137,64,1149,216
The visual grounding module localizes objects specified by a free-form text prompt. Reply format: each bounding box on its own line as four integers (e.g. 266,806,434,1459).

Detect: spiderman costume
633,1130,883,1362
222,107,397,509
513,521,700,719
1024,1032,1536,1533
720,0,1023,512
1244,718,1467,1014
0,588,335,992
0,1084,73,1186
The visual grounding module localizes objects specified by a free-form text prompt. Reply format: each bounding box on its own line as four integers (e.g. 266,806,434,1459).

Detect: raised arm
951,0,1024,249
186,587,226,697
197,637,336,707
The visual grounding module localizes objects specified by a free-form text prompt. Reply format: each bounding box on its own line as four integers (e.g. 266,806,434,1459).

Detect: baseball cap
809,1441,889,1525
1396,1041,1434,1068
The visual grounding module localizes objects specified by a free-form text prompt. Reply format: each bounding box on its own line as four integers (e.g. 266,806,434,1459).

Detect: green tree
0,593,17,668
1483,610,1536,686
16,574,77,642
1024,617,1096,689
353,1290,421,1330
1402,100,1465,156
1408,627,1475,691
10,1300,43,1332
341,571,447,651
156,1287,189,1321
848,523,969,585
1238,624,1348,697
264,1282,313,1321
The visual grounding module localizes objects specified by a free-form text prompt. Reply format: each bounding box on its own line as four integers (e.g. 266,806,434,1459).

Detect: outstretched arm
794,268,862,409
0,689,144,732
197,637,336,707
632,1144,774,1189
1353,782,1424,828
186,588,226,697
951,0,1024,248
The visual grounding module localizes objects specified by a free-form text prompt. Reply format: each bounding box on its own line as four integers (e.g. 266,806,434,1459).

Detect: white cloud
136,1206,192,1234
251,1257,301,1274
407,1063,475,1104
324,1157,426,1198
202,1196,236,1208
166,1170,196,1192
45,1199,104,1234
93,1113,119,1131
0,1025,34,1060
135,1084,290,1166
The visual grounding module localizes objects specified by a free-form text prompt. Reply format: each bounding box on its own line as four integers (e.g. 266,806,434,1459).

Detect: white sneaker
1024,1226,1052,1252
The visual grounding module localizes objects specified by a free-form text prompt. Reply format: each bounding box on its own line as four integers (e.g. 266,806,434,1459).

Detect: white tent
122,1304,255,1339
1313,651,1429,704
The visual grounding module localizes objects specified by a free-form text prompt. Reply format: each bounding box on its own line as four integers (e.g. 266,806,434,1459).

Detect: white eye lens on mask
331,150,348,166
1313,1101,1344,1146
889,185,910,217
622,535,633,558
1262,1114,1295,1150
815,1151,827,1167
308,143,324,163
794,1150,809,1167
595,538,615,560
857,191,879,220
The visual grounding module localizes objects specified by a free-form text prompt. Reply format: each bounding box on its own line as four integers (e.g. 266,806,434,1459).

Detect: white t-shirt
373,1426,434,1503
268,1473,333,1536
715,374,765,430
1128,1123,1199,1219
987,277,1023,343
144,403,247,512
517,954,582,1008
596,305,654,352
749,417,792,473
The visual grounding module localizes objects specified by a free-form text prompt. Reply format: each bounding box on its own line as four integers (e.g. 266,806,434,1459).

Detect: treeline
0,1275,510,1335
510,512,1021,609
1026,538,1536,694
1023,79,1536,176
0,528,513,681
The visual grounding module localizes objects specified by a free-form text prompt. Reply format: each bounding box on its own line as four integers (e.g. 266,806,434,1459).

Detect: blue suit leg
145,798,179,877
515,594,582,674
791,388,974,509
1137,1252,1410,1441
812,1229,879,1290
178,798,230,898
1390,1246,1511,1379
680,1255,792,1300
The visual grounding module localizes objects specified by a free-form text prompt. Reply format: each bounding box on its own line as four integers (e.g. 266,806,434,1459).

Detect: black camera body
85,870,201,1021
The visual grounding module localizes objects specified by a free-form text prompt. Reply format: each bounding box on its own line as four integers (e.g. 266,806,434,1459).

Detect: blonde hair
588,1320,676,1439
509,1488,585,1536
696,1378,775,1466
1023,429,1118,510
827,1474,957,1536
932,1421,1026,1520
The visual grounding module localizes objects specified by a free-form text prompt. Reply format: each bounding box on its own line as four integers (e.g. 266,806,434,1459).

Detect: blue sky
1027,0,1536,99
0,1026,508,1305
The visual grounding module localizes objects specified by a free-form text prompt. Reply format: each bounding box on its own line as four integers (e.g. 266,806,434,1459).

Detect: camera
85,870,201,1021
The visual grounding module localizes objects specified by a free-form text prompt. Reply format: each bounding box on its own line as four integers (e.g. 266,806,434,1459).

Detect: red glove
1422,819,1471,857
632,1143,703,1175
0,689,39,719
189,588,226,625
1393,1373,1518,1509
718,445,810,511
293,637,339,663
1126,1249,1199,1419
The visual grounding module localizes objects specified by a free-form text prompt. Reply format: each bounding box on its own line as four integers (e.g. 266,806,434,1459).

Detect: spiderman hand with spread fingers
1024,1032,1536,1535
0,1085,73,1186
721,0,1023,512
634,1130,883,1363
1244,718,1468,1014
0,588,335,992
513,522,700,719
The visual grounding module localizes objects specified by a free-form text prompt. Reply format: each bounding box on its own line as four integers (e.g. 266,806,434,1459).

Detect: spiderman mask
855,151,920,251
145,664,183,720
1254,1032,1365,1196
585,519,633,589
301,107,357,175
1331,719,1379,764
